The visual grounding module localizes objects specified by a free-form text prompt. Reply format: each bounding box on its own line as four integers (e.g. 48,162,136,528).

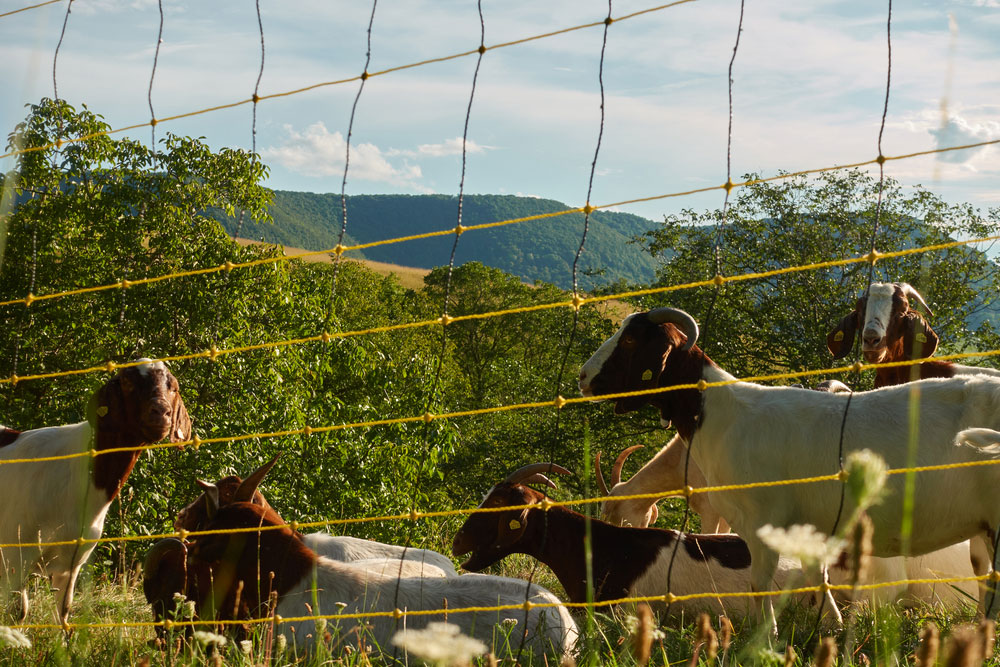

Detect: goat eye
622,335,636,346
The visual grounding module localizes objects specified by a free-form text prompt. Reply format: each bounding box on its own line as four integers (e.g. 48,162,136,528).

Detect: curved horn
234,454,281,503
143,538,187,581
897,283,933,317
611,445,644,486
502,463,573,489
646,307,699,350
595,452,609,496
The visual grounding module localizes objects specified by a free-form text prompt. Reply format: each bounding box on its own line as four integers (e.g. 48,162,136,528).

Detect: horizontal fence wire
2,137,998,311
12,572,998,632
4,229,1000,388
5,347,1000,467
7,0,995,648
4,453,1000,551
0,0,696,163
0,0,61,19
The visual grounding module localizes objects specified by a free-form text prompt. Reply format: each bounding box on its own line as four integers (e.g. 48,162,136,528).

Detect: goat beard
862,349,887,364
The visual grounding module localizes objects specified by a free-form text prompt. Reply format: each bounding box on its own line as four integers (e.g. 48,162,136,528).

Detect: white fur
582,319,1000,620
863,283,1000,378
861,283,896,348
0,422,109,619
301,533,458,576
681,369,1000,615
275,556,577,660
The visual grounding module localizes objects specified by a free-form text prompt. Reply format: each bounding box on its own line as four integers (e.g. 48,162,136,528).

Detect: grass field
2,554,992,666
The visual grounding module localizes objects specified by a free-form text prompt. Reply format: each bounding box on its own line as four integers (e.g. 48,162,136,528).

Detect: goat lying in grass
144,500,578,660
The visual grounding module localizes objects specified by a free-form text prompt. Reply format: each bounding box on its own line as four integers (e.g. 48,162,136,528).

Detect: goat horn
897,283,933,317
143,538,187,581
595,452,609,496
234,454,281,503
646,307,699,350
502,463,573,489
195,480,220,519
611,445,644,486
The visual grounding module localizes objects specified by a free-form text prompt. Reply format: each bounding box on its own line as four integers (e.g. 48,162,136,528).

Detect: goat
173,457,456,577
828,282,1000,388
0,360,190,622
144,502,577,660
596,381,853,532
453,464,976,616
595,442,728,532
579,307,1000,623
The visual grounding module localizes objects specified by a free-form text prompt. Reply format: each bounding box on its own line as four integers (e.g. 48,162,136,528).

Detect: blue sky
3,0,998,229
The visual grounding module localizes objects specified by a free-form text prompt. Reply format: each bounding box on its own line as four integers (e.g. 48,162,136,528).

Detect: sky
2,0,998,232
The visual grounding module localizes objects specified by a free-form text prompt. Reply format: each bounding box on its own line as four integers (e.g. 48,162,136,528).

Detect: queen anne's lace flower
392,622,488,666
193,630,228,649
757,523,845,567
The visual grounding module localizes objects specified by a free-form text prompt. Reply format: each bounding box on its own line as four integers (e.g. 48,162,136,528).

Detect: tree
634,169,1000,388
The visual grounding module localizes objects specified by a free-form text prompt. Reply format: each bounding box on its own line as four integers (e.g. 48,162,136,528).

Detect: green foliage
5,101,1000,664
633,169,1000,388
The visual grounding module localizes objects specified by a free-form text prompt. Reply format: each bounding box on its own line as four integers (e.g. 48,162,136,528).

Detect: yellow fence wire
2,137,997,312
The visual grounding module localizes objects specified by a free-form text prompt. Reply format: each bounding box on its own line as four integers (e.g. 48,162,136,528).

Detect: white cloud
262,122,426,190
417,137,490,157
928,115,1000,163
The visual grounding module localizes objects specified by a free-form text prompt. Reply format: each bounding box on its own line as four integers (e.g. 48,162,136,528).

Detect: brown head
88,360,191,499
145,502,315,626
579,308,708,439
89,360,191,444
452,463,572,571
827,282,937,365
174,455,282,532
184,501,316,620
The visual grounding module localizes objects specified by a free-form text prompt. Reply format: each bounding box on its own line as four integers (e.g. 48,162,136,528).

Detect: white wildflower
275,634,288,653
0,626,31,649
392,622,488,666
622,614,665,641
845,449,888,514
193,630,228,649
757,523,846,568
240,639,253,656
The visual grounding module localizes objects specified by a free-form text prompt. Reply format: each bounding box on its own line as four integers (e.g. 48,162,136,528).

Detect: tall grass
1,569,993,666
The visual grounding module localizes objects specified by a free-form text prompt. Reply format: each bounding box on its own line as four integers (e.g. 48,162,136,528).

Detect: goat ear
169,377,192,443
614,328,670,415
902,312,939,359
88,374,125,430
234,454,280,503
827,311,859,359
199,483,220,520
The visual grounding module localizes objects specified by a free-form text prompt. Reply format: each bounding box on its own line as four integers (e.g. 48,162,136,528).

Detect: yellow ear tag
508,519,522,530
641,369,653,381
96,406,109,417
915,333,927,343
834,331,844,341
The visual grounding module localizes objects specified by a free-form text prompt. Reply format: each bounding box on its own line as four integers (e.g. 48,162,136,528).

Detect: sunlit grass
0,570,994,666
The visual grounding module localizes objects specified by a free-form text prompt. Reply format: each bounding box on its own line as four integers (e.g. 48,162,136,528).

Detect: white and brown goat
579,307,1000,623
0,360,190,621
144,501,577,660
454,464,976,617
173,457,457,576
828,282,1000,387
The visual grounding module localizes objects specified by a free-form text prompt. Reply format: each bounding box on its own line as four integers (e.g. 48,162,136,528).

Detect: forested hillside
210,191,660,290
